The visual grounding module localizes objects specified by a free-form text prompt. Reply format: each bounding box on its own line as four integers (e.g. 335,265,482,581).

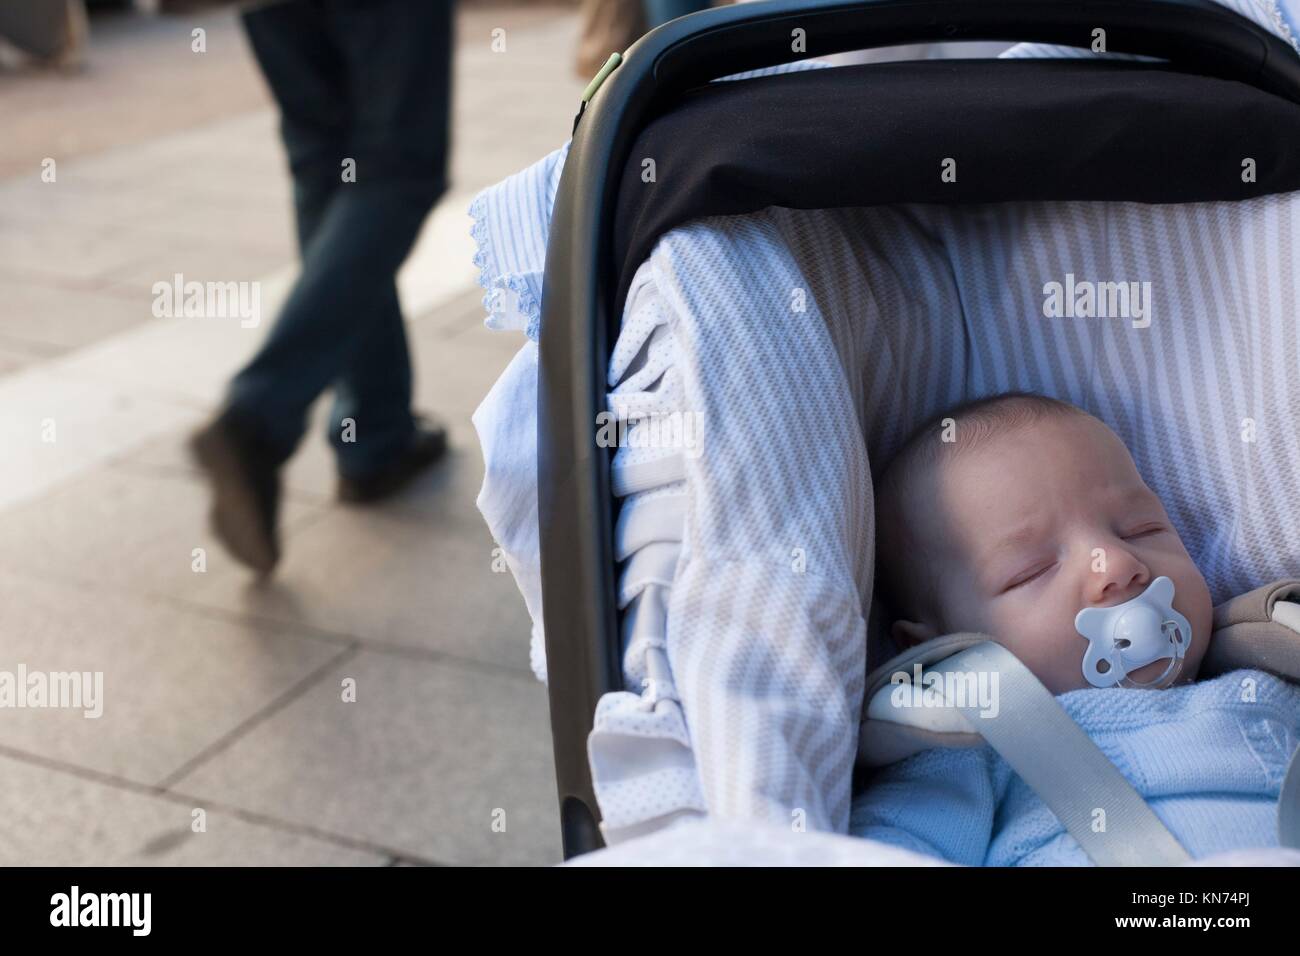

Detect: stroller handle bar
639,0,1300,102
539,0,1300,860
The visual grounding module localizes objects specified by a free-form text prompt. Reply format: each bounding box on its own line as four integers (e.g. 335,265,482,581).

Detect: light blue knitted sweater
849,669,1300,866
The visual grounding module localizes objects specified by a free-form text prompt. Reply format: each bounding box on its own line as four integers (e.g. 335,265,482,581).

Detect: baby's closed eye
1120,523,1167,539
1001,560,1057,592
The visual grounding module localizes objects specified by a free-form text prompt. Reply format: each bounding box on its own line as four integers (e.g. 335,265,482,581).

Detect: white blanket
562,815,1300,866
470,0,1300,858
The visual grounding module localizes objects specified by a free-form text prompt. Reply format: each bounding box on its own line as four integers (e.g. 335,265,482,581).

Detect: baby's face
897,414,1212,695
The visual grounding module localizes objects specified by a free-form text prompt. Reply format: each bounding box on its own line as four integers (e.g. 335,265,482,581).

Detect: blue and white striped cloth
470,0,1300,850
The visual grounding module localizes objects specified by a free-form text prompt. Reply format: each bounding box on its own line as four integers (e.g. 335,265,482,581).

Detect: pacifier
1074,576,1192,689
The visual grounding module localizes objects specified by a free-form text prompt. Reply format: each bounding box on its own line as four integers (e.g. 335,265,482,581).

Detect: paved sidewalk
0,3,587,865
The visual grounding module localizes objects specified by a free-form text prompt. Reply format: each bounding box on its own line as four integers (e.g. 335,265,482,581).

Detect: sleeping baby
851,391,1300,865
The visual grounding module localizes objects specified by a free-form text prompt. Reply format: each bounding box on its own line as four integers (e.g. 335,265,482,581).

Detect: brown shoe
189,414,281,575
337,416,448,505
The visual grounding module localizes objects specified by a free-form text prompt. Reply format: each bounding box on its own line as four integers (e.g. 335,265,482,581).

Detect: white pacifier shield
1074,576,1191,688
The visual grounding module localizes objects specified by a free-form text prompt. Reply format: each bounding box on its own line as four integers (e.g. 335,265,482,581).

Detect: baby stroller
532,0,1300,859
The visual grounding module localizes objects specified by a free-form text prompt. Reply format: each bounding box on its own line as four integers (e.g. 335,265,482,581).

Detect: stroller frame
536,0,1300,859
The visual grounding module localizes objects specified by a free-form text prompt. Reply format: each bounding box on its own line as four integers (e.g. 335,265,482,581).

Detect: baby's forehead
942,412,1126,477
910,417,1151,522
884,409,1122,514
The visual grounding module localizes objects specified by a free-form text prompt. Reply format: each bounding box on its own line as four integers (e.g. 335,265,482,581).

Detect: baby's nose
1088,550,1150,606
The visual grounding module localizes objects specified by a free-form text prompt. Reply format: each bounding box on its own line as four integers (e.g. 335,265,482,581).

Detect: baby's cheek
1182,576,1214,672
1165,544,1213,644
988,598,1089,691
987,601,1047,657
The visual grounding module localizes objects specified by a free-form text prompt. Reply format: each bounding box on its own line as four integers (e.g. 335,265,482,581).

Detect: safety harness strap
941,640,1191,867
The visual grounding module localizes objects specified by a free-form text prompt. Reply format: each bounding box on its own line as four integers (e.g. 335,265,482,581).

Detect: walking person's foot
337,414,448,504
189,414,283,575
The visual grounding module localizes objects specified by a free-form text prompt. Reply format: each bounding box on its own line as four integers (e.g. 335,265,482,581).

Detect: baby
851,391,1300,865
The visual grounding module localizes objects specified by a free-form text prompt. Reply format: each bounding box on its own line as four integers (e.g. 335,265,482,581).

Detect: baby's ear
891,618,940,648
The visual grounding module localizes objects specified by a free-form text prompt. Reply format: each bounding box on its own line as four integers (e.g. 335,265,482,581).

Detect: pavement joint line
156,591,356,651
0,260,117,285
159,589,539,683
0,558,351,649
0,742,447,867
157,783,453,867
18,106,279,189
0,331,65,358
316,630,539,681
153,643,362,793
0,560,537,681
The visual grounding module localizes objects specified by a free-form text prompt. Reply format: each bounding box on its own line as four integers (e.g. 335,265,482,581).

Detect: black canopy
611,58,1300,320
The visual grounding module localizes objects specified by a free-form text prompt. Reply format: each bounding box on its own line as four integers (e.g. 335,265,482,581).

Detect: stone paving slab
0,754,387,866
0,570,350,787
169,648,562,866
0,464,321,602
2,276,167,355
0,373,202,512
187,502,533,671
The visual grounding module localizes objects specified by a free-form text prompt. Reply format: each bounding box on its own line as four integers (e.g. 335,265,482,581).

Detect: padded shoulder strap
1204,581,1300,681
1211,583,1300,850
1281,742,1300,850
941,640,1190,867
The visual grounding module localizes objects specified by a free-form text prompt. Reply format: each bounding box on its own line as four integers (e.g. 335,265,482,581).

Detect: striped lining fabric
597,179,1300,842
619,193,1300,837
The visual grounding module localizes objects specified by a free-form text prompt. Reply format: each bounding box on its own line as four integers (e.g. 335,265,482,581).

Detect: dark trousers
228,0,454,478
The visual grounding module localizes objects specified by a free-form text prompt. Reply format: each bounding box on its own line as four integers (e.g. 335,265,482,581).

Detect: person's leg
321,0,454,478
190,1,353,574
242,0,350,251
224,0,349,464
226,176,438,467
194,0,453,571
327,280,413,479
289,164,343,257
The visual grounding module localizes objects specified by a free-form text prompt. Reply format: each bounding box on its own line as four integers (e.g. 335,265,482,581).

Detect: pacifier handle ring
1113,615,1188,688
1118,652,1184,690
